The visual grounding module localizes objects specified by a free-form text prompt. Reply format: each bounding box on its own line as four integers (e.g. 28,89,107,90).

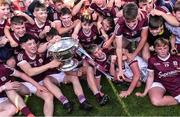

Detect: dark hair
19,33,37,44
123,2,138,21
52,0,63,4
33,1,47,12
46,27,59,37
59,7,71,16
11,16,25,25
81,14,92,24
149,15,164,29
174,1,180,13
104,16,115,32
86,44,99,54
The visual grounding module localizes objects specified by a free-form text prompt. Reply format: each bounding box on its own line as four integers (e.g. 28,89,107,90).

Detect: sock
78,94,86,103
20,106,32,116
95,93,102,102
59,96,69,105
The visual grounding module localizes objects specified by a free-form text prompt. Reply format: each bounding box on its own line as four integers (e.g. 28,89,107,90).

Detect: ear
21,43,26,50
172,11,176,16
10,25,14,31
33,11,36,17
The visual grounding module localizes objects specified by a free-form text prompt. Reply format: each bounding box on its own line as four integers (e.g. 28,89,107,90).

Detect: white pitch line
107,80,131,116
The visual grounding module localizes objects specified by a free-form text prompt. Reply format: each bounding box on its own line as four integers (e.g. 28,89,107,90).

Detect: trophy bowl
48,37,79,71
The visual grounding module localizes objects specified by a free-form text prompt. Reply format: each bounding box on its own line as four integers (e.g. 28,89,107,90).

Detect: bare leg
0,99,17,117
66,75,84,96
148,87,178,106
35,89,54,117
43,76,64,100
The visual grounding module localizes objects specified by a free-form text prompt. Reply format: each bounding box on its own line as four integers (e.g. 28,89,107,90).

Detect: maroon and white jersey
0,64,15,86
26,19,51,41
89,3,112,17
16,51,46,82
10,32,21,45
78,25,100,48
0,64,15,97
148,54,180,97
94,48,115,72
115,11,148,40
0,19,8,36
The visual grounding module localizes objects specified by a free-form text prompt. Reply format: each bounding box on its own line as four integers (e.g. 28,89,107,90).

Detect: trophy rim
48,37,77,52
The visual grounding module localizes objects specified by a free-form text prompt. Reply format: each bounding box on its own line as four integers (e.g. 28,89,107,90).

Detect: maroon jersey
0,19,8,36
16,51,47,82
26,19,51,42
89,3,112,17
94,48,115,72
78,25,100,49
115,11,148,40
148,54,180,97
0,64,14,97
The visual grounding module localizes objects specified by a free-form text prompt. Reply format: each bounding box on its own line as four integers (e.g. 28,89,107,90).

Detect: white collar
157,53,170,61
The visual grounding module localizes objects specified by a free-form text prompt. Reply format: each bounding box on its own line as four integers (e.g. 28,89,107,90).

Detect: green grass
19,78,180,116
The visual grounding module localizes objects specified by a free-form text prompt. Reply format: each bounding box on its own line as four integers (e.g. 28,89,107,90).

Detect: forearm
170,35,176,48
116,48,123,71
4,26,15,44
142,72,154,95
110,62,116,76
72,0,84,16
58,25,74,35
161,13,179,26
134,31,148,56
23,13,35,25
23,64,50,77
17,71,40,88
127,76,140,94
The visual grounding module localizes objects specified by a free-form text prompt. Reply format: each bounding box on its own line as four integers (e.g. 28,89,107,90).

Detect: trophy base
58,59,79,72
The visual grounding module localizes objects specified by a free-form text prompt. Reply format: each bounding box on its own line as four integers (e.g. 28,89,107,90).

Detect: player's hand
36,85,48,93
150,9,163,16
0,36,9,47
117,70,125,81
119,90,130,98
72,33,78,40
4,81,21,90
111,55,117,63
48,59,63,69
135,92,146,97
171,47,178,55
43,26,51,34
10,40,18,47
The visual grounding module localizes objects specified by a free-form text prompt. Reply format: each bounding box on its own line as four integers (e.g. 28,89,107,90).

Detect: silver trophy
48,37,79,71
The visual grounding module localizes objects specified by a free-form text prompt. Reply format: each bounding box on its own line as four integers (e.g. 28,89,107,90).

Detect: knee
7,104,17,116
44,92,54,101
43,77,51,86
150,98,162,106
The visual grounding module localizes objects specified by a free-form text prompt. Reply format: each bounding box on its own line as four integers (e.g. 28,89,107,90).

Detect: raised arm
136,70,154,97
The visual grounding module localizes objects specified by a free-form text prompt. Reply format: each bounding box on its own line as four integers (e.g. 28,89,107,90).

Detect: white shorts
151,82,180,103
150,82,166,91
174,95,180,103
22,72,66,94
0,97,8,104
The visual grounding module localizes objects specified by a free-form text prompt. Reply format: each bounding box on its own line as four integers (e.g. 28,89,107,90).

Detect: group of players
0,0,180,116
